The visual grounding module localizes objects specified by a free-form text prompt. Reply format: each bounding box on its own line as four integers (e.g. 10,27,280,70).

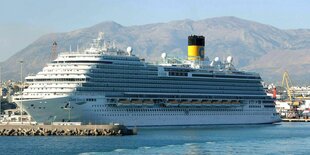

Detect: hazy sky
0,0,309,62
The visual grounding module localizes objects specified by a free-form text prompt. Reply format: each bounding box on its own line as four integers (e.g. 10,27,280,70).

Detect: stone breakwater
0,125,137,136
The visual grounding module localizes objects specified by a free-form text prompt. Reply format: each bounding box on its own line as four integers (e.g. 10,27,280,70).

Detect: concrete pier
0,124,137,136
282,119,310,122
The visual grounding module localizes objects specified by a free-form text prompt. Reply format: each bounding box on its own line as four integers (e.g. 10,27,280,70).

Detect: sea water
1,122,310,155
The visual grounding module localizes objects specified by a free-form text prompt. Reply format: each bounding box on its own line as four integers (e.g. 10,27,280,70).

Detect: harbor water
1,122,310,155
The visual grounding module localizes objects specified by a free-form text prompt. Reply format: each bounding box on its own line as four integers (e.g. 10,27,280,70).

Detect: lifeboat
167,99,179,104
191,99,202,104
211,100,221,104
117,98,132,106
221,100,231,104
165,99,180,106
231,100,241,104
131,99,143,104
119,99,131,104
201,100,212,104
179,99,189,104
142,99,154,106
142,99,154,104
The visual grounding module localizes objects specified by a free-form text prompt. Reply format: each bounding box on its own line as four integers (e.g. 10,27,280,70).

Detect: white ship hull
15,33,281,126
16,96,281,126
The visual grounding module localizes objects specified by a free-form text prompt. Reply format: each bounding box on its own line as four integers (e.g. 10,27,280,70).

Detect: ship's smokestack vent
188,35,205,61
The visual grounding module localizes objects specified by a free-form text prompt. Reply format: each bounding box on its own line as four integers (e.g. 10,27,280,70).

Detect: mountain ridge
1,16,310,85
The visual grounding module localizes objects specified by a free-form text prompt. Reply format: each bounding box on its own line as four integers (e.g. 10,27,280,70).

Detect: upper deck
20,32,265,101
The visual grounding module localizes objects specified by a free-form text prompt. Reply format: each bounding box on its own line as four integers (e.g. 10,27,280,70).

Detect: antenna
98,32,104,40
19,60,24,124
0,65,1,115
69,45,72,52
113,41,116,49
0,66,1,86
51,41,57,61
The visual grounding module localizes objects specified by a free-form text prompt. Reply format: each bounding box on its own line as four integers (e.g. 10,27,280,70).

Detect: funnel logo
199,47,204,59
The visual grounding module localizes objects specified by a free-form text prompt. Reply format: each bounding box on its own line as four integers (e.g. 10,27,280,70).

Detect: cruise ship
14,32,281,126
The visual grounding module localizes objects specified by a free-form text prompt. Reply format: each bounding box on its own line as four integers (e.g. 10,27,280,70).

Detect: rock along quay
0,124,137,136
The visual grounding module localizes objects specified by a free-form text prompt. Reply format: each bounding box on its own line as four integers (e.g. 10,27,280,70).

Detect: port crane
282,72,296,105
282,71,303,118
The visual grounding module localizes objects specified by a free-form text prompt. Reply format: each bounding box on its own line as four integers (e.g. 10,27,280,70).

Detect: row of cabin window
90,75,261,84
28,87,66,90
122,95,269,100
90,78,262,87
95,112,271,117
169,72,188,77
89,69,157,75
24,93,66,96
86,98,96,102
44,69,79,72
27,78,85,82
93,108,243,112
30,83,75,86
249,105,261,108
82,83,263,91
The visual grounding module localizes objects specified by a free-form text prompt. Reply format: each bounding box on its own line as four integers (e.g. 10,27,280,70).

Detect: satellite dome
127,46,133,55
214,57,220,62
227,56,233,63
161,53,167,59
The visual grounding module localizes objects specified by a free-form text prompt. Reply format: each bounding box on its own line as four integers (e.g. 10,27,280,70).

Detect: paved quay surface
282,118,310,122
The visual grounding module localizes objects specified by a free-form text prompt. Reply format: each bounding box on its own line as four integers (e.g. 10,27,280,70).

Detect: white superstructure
14,33,281,126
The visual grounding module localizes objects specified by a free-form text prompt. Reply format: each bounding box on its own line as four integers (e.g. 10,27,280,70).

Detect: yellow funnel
188,35,205,61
